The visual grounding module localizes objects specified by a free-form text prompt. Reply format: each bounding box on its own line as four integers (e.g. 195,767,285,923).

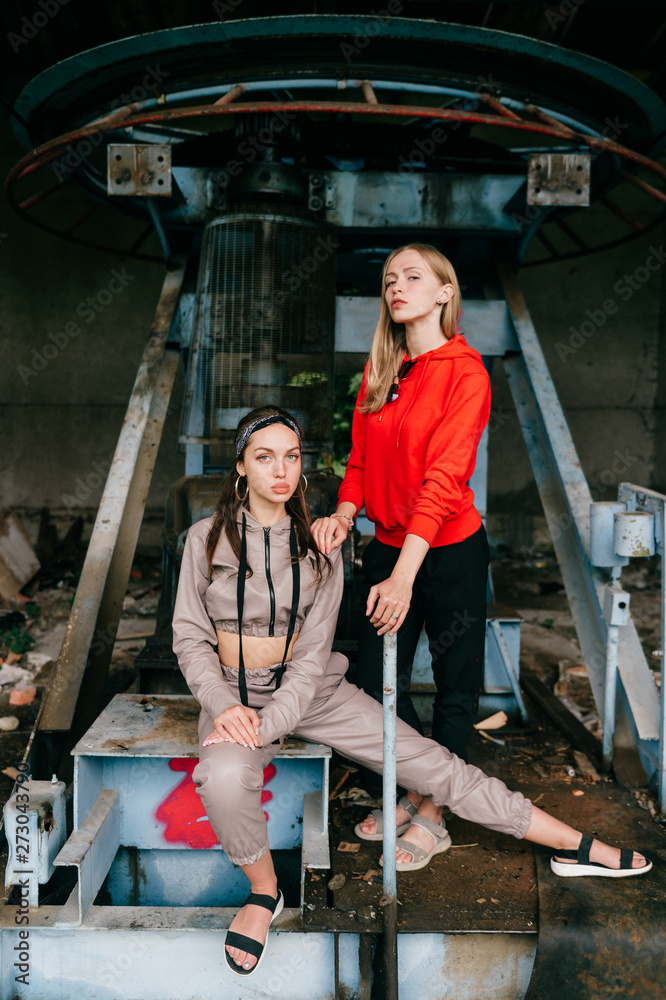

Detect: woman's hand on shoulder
203,704,263,749
311,515,349,555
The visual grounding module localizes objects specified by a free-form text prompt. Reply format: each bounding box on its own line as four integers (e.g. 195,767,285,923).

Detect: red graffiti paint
154,758,278,847
261,762,277,821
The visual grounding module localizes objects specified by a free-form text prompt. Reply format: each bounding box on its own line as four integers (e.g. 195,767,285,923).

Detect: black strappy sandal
551,833,652,878
224,889,284,977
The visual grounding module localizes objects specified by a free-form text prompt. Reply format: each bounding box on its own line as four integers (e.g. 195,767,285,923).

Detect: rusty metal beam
38,264,185,736
498,262,660,777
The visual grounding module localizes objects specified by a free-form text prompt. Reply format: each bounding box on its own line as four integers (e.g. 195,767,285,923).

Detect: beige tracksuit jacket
172,507,533,867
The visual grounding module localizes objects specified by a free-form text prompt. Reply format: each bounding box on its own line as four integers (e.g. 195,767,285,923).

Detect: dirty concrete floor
1,543,664,908
0,549,161,810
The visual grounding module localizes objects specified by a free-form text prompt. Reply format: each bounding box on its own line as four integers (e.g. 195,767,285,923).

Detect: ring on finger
391,613,400,620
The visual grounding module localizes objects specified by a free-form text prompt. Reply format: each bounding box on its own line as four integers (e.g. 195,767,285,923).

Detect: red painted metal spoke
8,100,666,188
19,184,60,212
599,196,645,231
6,93,666,265
213,84,245,106
618,168,666,205
522,102,577,137
64,203,101,234
478,93,522,121
523,206,666,267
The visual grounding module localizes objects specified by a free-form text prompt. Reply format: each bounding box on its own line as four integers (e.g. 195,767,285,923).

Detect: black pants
356,524,490,761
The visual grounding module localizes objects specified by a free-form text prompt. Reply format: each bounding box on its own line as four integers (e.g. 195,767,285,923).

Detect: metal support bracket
38,264,185,746
498,263,660,789
53,789,120,927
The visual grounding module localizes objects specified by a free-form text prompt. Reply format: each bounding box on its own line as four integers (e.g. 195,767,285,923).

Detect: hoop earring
234,476,248,502
299,473,308,495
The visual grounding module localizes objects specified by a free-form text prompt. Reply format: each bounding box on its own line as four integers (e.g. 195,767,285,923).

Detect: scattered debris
572,789,585,797
573,750,600,781
0,512,40,601
490,897,500,904
329,767,353,802
532,793,544,804
337,787,382,807
25,651,53,671
478,730,505,746
476,897,487,904
9,685,36,706
633,788,660,820
0,665,32,687
449,843,478,849
0,716,20,731
337,841,360,853
328,873,346,890
474,711,508,731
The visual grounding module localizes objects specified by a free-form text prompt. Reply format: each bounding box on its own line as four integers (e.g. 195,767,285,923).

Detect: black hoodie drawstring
273,520,300,691
236,514,300,707
236,512,249,708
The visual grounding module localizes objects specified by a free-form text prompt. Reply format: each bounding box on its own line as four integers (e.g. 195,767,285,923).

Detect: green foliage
0,626,36,655
333,371,363,463
287,371,328,387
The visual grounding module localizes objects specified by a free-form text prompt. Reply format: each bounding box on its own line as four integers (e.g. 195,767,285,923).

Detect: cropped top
171,507,346,745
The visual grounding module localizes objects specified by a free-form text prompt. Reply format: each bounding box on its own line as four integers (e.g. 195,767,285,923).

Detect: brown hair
204,405,331,581
361,243,462,413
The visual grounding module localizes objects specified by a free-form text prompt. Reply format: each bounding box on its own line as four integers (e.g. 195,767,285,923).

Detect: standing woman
312,242,491,854
313,241,490,761
173,406,650,979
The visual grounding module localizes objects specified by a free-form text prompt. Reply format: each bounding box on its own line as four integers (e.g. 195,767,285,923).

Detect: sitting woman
172,405,651,979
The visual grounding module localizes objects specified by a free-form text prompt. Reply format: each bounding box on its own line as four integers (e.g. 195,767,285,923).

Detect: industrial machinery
3,14,666,999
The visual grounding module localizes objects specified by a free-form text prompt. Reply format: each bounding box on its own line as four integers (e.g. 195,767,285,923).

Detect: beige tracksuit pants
191,661,534,867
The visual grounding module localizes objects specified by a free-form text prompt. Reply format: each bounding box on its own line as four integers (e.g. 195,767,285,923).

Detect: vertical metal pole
382,632,399,1000
657,508,666,815
602,623,619,773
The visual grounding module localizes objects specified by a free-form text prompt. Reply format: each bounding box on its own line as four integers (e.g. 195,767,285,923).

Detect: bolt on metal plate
526,153,590,206
107,144,172,196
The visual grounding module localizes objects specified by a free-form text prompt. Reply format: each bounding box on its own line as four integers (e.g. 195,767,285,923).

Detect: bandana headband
234,414,302,459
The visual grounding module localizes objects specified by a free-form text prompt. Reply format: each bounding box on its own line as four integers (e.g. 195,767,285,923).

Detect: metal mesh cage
179,205,336,463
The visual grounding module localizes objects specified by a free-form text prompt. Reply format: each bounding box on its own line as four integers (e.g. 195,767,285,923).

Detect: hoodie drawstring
273,520,300,691
236,514,300,708
237,512,249,708
396,353,431,448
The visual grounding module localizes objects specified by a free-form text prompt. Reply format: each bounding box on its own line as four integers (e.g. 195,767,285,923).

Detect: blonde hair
360,243,462,414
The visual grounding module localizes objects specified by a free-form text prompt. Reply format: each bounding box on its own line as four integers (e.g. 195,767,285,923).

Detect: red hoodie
338,335,491,548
